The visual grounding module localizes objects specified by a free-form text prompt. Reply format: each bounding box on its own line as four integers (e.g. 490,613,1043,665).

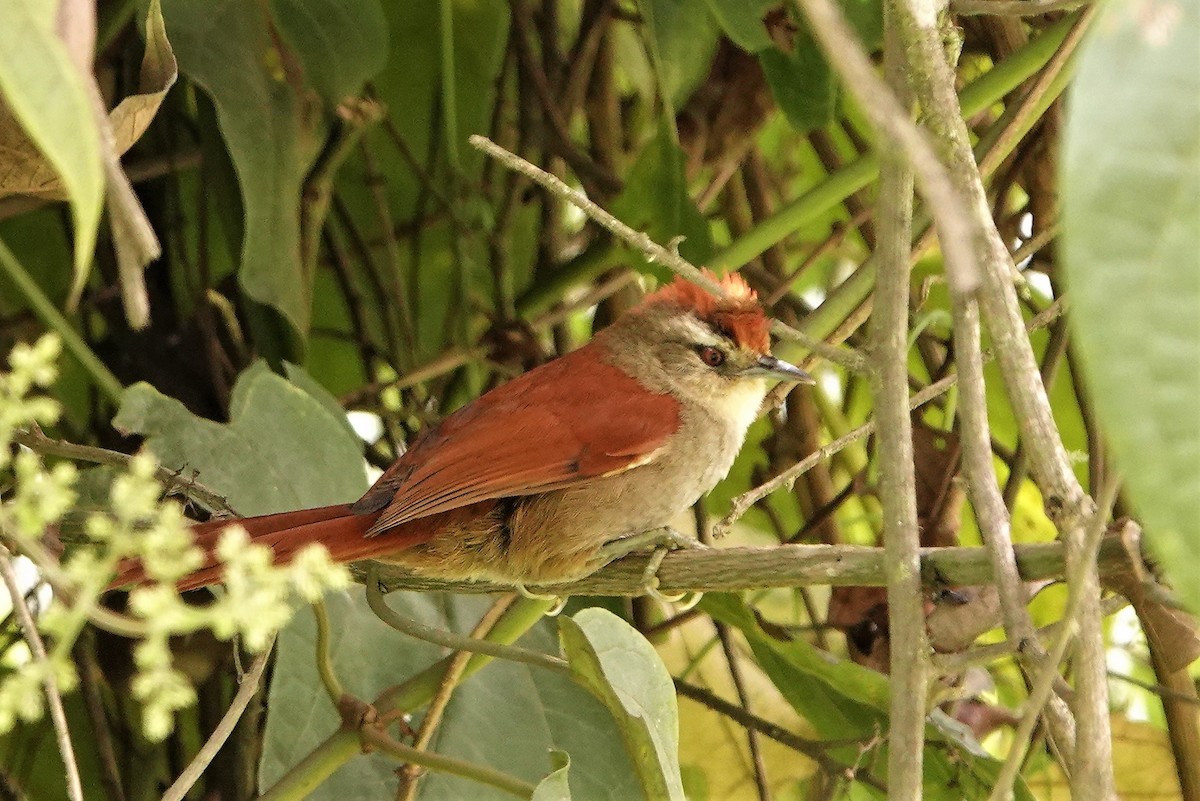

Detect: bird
111,272,812,592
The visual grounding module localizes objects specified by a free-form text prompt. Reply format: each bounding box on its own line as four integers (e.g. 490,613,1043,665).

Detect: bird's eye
697,346,726,368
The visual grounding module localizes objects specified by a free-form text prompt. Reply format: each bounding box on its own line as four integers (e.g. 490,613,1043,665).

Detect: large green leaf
0,0,102,279
112,361,367,514
269,0,388,105
1061,1,1200,607
162,0,327,355
260,591,640,801
559,608,685,801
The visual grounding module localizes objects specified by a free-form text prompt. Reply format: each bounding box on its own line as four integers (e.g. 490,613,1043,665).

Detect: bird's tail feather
108,504,424,591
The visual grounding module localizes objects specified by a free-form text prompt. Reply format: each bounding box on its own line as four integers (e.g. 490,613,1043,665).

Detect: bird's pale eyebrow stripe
680,315,734,347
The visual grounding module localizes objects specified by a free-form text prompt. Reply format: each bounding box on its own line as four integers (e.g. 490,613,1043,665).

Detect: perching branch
366,535,1135,597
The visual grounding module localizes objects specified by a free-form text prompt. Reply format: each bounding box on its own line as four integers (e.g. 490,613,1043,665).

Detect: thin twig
949,273,1077,756
674,679,886,792
713,622,771,800
73,632,126,801
0,549,84,801
161,638,274,801
468,135,868,374
13,426,233,515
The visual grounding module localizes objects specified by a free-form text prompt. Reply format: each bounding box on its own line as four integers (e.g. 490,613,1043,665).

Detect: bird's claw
638,545,702,610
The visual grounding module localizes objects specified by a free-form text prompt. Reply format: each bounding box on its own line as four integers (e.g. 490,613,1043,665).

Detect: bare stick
0,550,84,801
949,290,1076,755
870,12,928,796
395,595,516,801
160,639,274,801
13,426,233,515
988,476,1121,801
468,134,868,374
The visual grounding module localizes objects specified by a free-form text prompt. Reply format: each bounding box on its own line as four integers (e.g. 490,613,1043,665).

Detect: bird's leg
594,527,705,606
594,526,703,563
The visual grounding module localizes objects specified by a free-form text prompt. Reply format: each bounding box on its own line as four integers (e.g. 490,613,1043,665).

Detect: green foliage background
0,0,1196,799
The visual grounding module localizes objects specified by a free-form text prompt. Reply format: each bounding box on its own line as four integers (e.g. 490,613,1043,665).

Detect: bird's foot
596,527,704,609
595,526,705,565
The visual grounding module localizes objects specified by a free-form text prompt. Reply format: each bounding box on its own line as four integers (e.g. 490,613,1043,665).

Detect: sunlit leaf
1061,0,1200,607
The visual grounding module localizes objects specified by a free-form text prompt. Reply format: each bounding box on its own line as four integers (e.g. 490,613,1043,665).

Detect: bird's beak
746,354,815,385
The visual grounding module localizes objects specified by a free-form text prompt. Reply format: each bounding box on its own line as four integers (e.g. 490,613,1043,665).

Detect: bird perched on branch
112,272,812,592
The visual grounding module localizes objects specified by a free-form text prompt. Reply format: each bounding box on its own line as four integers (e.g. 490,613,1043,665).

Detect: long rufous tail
109,504,412,592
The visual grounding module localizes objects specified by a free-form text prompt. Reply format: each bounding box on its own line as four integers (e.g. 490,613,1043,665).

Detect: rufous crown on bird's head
643,270,771,355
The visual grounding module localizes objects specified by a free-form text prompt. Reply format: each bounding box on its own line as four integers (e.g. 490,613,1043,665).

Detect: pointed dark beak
746,354,815,385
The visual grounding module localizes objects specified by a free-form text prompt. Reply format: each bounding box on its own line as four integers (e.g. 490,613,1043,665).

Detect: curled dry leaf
0,0,176,202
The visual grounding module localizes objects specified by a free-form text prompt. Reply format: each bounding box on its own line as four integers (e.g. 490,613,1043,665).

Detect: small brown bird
113,272,811,591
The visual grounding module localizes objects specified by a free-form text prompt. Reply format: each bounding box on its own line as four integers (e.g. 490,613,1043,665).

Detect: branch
867,8,927,796
365,535,1134,596
792,0,979,297
12,426,233,515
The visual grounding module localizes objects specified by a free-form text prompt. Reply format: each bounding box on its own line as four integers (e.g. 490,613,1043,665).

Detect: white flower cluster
0,335,351,741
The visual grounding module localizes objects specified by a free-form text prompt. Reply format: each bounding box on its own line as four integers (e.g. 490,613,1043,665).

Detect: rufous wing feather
353,343,681,535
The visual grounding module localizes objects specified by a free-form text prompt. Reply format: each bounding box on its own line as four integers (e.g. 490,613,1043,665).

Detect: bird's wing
353,345,681,535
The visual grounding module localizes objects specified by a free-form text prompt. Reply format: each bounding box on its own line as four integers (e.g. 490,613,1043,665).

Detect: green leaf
702,594,1032,800
162,0,328,355
702,0,777,52
611,120,713,281
0,0,103,280
1061,0,1200,607
532,751,572,801
112,361,367,514
636,0,721,107
702,594,887,736
259,591,639,800
268,0,389,104
559,608,685,801
758,40,836,133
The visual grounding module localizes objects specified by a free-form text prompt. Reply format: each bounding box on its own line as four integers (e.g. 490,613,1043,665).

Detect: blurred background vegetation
0,0,1196,799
